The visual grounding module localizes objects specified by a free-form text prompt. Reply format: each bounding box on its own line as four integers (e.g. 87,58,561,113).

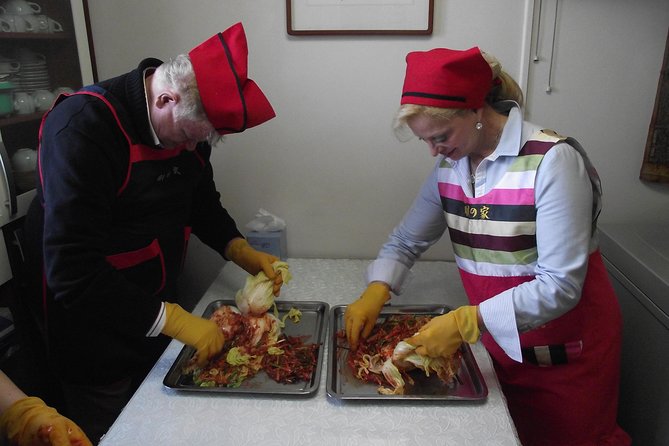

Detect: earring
475,122,483,130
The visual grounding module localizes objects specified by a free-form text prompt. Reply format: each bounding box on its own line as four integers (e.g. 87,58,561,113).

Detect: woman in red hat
345,47,630,446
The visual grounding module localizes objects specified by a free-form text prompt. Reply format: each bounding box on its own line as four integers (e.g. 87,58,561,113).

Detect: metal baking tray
327,304,488,400
163,299,328,396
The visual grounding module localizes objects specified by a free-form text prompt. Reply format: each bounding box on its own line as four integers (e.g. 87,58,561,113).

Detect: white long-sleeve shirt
366,105,599,361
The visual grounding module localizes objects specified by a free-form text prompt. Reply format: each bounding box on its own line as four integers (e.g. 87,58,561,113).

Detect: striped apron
439,130,630,445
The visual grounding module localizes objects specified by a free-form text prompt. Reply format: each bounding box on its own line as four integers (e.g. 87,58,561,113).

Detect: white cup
14,14,31,32
31,88,54,111
1,14,32,32
0,14,14,31
0,58,20,74
2,0,41,15
11,147,37,172
23,13,47,32
46,16,61,32
13,91,34,114
15,47,45,64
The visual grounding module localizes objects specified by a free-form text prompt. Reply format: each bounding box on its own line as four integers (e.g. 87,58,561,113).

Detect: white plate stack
15,58,50,93
14,47,50,93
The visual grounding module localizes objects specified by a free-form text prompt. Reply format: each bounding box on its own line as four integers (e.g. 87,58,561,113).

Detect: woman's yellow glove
344,282,391,350
405,305,480,359
0,396,92,446
161,303,225,367
225,238,283,295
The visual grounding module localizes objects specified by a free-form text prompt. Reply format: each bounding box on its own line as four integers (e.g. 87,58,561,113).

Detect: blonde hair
393,50,523,140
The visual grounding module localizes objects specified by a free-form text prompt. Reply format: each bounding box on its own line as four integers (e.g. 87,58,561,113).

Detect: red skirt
461,251,630,446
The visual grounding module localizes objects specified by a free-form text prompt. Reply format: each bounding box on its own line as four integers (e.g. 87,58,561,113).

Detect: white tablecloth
100,259,520,446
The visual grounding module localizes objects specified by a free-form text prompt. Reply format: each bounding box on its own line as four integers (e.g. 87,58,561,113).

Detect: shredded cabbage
283,307,302,323
267,346,284,355
379,358,406,395
391,341,456,381
247,313,281,346
274,306,302,328
226,347,255,365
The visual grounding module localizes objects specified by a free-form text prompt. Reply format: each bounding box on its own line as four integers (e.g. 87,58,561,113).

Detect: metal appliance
0,141,37,225
0,141,35,285
599,222,669,446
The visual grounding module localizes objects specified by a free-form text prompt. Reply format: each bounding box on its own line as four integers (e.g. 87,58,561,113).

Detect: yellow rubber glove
405,305,480,359
161,303,225,367
344,282,391,350
226,238,283,296
0,396,92,446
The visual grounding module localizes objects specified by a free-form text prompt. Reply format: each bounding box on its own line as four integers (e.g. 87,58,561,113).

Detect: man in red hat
22,22,280,443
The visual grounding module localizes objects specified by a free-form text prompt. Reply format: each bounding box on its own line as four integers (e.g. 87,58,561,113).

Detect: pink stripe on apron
439,182,535,205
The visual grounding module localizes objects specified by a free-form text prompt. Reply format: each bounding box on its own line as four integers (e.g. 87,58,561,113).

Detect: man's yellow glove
344,282,391,350
405,305,480,359
0,396,92,446
161,303,225,367
226,238,282,295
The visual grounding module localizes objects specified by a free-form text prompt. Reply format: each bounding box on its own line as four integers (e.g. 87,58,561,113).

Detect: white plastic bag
245,208,286,232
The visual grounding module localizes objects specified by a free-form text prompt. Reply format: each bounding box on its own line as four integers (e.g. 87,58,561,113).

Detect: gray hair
154,54,206,121
154,54,223,146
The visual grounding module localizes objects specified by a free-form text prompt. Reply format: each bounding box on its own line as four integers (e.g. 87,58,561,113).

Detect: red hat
189,22,275,135
401,47,492,109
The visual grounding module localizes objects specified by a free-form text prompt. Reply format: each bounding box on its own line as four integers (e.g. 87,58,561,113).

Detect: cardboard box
246,230,287,260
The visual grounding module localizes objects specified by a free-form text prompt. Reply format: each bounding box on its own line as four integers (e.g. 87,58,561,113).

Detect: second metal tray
163,299,328,396
327,304,488,400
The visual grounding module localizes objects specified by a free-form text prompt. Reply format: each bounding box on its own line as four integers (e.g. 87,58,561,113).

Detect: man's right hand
161,303,225,367
344,282,390,350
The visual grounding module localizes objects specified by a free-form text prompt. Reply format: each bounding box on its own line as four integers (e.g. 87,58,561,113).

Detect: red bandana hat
401,47,492,109
189,22,275,135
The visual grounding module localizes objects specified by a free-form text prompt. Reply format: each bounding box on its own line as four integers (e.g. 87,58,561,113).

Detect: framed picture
640,29,669,183
286,0,434,36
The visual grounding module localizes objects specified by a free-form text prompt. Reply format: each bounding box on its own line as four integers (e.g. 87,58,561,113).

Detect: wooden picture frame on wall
640,30,669,183
286,0,434,36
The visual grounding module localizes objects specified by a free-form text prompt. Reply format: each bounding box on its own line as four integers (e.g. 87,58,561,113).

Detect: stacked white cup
0,0,62,33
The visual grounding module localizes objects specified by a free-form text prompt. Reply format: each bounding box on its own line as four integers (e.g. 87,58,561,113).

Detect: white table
100,259,520,446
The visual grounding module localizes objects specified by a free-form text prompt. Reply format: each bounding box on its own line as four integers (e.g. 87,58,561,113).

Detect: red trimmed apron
35,89,204,383
38,90,200,298
463,250,630,445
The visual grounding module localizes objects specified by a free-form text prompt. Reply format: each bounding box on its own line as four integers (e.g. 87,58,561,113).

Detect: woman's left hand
405,305,480,358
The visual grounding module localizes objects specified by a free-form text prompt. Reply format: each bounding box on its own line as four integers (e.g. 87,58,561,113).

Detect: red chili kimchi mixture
184,305,319,388
337,314,462,394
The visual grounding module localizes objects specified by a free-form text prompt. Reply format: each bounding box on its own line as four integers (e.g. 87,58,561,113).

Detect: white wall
524,0,669,224
86,0,669,265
